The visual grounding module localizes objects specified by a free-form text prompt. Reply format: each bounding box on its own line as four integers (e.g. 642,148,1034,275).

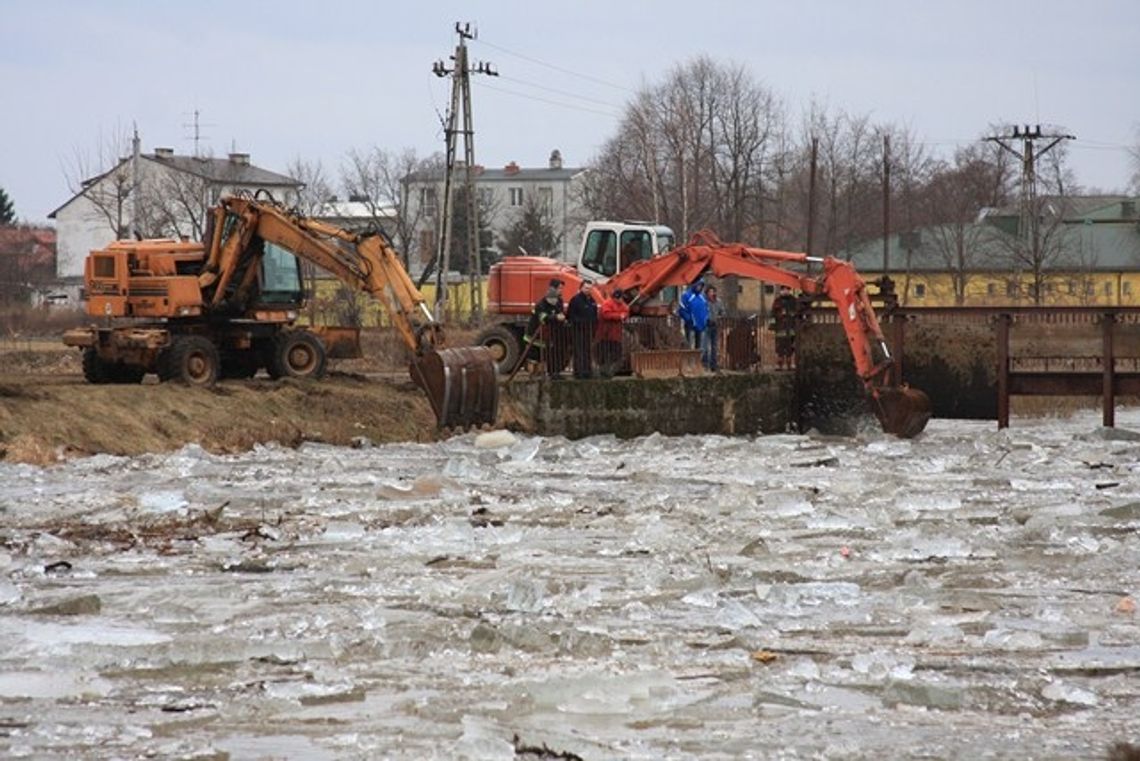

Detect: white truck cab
576,221,675,283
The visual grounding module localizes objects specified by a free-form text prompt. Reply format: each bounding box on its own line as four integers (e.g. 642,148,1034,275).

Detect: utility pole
984,124,1074,303
881,133,891,274
806,135,818,258
130,123,141,239
432,22,497,322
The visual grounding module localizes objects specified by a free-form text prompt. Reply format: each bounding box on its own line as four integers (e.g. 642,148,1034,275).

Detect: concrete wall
501,373,796,439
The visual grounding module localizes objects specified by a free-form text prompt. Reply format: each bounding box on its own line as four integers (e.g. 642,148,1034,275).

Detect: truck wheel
268,331,327,380
475,325,521,375
81,348,112,384
161,336,219,386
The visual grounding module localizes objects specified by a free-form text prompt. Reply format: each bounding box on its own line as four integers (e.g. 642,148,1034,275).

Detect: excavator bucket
872,386,932,439
411,346,500,430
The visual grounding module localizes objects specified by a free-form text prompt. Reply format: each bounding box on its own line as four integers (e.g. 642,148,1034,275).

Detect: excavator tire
82,348,112,384
474,324,521,375
268,330,327,380
81,349,144,384
160,335,220,387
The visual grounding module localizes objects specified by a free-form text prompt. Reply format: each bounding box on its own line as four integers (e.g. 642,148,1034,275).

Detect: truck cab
577,221,675,282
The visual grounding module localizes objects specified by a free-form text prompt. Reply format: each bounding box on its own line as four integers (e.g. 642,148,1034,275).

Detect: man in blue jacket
679,280,708,350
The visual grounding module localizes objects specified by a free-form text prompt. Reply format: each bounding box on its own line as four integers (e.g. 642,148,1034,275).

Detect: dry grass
0,372,436,465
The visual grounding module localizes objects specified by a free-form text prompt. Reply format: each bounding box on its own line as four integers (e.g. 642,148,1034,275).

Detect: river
1,411,1137,759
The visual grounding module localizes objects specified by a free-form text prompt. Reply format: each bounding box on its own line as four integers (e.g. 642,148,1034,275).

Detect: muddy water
1,412,1138,759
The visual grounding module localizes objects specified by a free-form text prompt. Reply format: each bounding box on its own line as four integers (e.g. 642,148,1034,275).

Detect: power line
472,37,635,94
497,73,623,110
473,79,623,119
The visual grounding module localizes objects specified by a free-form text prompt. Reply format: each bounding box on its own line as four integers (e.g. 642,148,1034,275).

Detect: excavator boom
600,231,931,437
199,196,499,429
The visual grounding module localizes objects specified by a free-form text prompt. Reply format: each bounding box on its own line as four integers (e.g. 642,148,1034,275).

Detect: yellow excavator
62,194,499,429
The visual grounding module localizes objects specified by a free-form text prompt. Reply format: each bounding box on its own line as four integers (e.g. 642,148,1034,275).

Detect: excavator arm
601,231,931,437
197,195,498,429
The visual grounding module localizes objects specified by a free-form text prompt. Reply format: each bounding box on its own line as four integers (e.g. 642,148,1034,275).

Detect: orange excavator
487,230,931,438
62,194,498,429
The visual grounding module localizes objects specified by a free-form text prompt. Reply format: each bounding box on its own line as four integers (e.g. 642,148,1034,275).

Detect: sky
2,0,1137,223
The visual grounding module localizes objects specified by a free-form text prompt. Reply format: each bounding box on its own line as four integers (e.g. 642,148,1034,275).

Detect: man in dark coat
566,280,598,379
525,278,567,378
771,285,799,370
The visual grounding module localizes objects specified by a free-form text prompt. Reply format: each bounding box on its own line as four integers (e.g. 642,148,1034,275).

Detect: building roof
49,152,300,219
0,225,56,274
144,153,299,187
314,199,398,220
405,164,585,184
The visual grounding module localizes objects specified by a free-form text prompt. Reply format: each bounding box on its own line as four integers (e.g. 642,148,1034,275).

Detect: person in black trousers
566,279,598,379
525,278,567,378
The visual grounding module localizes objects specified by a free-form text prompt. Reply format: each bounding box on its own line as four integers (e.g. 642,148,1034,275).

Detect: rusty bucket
411,346,500,429
872,386,932,438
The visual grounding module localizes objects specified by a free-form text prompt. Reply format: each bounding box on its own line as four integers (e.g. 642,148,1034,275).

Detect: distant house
312,196,398,233
842,196,1140,307
0,226,57,306
402,150,587,279
49,149,301,280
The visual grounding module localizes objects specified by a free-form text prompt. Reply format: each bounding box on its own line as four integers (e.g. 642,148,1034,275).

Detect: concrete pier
500,372,795,439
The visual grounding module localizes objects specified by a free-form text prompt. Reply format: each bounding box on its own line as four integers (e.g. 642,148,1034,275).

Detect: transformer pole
432,22,497,323
984,124,1074,303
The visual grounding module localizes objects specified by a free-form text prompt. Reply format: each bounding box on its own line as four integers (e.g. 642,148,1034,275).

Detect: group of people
522,276,800,379
524,278,629,380
677,280,726,372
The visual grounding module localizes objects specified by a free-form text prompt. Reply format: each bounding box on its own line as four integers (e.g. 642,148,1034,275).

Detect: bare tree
341,147,443,268
921,143,1010,304
139,162,213,240
62,124,136,239
284,158,336,322
287,157,334,216
580,57,786,246
1129,124,1140,195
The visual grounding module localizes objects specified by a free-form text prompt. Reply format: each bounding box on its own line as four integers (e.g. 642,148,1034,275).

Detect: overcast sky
2,0,1137,223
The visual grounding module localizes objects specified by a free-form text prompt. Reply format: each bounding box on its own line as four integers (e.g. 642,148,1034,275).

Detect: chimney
549,149,563,170
504,161,520,175
228,152,251,166
154,147,174,159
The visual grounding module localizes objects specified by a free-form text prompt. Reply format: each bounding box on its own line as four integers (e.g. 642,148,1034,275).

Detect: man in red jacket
597,288,630,378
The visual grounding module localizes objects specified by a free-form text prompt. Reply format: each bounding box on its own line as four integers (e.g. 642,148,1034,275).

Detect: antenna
181,108,216,157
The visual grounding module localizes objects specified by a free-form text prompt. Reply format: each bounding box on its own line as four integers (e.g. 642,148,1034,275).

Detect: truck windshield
260,242,304,305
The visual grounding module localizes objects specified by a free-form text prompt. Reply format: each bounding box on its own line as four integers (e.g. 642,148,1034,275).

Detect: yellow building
844,197,1140,308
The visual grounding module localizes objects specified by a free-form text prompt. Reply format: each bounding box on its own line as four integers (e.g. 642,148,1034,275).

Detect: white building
49,149,300,280
402,150,587,278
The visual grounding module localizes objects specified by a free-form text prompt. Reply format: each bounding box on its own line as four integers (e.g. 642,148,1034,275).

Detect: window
913,283,926,299
537,186,553,210
509,187,524,207
581,229,617,277
477,187,493,208
260,243,303,304
1104,281,1113,296
420,187,437,217
1006,282,1018,297
1124,282,1133,296
986,282,996,296
763,284,776,295
618,230,653,272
